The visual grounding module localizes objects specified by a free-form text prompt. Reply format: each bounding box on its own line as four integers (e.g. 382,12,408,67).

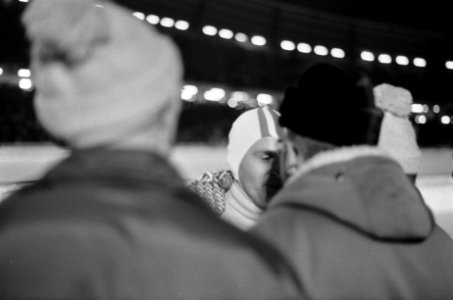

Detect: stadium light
181,85,198,102
234,32,248,43
202,25,217,36
18,68,31,78
132,12,145,21
219,29,234,40
330,48,345,59
257,93,273,106
175,20,190,31
313,45,328,56
0,67,3,76
204,88,225,102
415,115,427,124
280,40,296,51
396,55,409,66
227,99,239,108
411,104,424,114
433,105,440,113
378,54,392,64
19,78,33,90
360,51,375,62
423,105,429,114
441,116,451,125
146,14,160,25
160,17,175,28
445,61,453,70
251,35,266,46
229,91,249,102
413,57,427,67
297,42,312,54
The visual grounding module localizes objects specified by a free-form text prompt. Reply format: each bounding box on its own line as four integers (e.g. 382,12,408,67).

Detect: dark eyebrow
255,150,278,156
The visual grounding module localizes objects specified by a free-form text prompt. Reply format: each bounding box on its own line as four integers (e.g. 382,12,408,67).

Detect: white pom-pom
373,83,412,117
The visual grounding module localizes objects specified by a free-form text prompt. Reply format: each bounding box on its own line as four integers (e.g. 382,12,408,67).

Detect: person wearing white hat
190,106,287,230
0,1,305,299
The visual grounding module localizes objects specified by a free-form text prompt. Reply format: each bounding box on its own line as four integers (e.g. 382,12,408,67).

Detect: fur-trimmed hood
271,146,434,241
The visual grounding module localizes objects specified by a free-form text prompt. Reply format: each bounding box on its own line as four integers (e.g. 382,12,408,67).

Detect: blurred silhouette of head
22,0,183,154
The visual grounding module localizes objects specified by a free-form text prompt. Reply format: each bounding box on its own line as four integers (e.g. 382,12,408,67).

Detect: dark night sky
278,0,451,34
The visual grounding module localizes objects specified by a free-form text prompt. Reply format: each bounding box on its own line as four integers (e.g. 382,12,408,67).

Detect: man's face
238,137,283,209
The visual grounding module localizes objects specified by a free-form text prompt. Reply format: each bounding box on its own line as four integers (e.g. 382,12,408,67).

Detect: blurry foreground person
375,83,453,239
190,106,286,230
252,63,453,299
0,1,305,299
374,83,422,183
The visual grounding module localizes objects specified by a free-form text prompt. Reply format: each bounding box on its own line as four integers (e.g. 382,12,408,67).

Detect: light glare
235,33,248,43
18,68,31,77
433,105,440,113
219,29,234,39
330,48,345,58
360,51,375,62
411,104,424,114
175,20,189,31
251,35,266,46
395,55,409,65
19,78,32,90
230,91,249,102
297,43,312,53
146,14,160,25
204,88,225,101
378,54,392,64
181,85,198,101
313,45,328,56
415,115,427,124
132,12,145,21
446,61,453,70
160,17,175,28
441,116,451,125
413,57,426,67
202,25,217,36
257,93,273,106
280,40,296,51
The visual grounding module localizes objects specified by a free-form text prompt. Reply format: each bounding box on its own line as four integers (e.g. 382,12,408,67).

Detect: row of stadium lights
1,66,452,125
131,11,453,69
181,84,275,109
411,104,453,125
12,0,453,69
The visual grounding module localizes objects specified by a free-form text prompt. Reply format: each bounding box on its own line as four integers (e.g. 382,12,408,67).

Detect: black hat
279,63,383,146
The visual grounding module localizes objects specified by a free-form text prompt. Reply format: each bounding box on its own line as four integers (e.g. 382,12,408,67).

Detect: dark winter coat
253,146,453,300
0,149,305,299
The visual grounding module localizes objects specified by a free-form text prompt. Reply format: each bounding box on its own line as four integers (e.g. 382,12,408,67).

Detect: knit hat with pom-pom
374,83,422,174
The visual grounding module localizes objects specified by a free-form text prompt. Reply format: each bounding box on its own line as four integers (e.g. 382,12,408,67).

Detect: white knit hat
22,0,183,148
227,106,283,180
374,83,422,174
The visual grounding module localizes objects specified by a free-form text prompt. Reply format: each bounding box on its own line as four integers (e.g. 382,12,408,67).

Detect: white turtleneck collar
221,180,263,231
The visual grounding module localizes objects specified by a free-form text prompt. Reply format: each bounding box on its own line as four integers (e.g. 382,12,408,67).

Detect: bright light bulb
280,40,296,51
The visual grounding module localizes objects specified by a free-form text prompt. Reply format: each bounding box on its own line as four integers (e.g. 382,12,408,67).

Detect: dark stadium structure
1,0,452,146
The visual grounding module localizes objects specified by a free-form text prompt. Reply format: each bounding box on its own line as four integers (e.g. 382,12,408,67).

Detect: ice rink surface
1,144,452,237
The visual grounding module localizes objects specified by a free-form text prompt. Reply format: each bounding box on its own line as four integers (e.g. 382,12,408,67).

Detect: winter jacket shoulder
0,149,305,300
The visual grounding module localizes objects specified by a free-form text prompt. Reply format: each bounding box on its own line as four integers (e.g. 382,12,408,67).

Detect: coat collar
273,146,434,242
288,146,391,184
44,148,184,189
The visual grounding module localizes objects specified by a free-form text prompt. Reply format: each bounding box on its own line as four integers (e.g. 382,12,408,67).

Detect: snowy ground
1,143,452,237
